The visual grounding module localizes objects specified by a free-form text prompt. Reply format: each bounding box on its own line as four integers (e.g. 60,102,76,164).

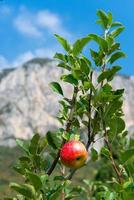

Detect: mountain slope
0,58,133,146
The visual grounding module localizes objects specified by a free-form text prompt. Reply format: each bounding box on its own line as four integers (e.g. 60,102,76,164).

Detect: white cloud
12,48,56,67
36,10,70,37
35,48,55,58
37,10,60,31
0,47,56,69
14,11,42,37
14,7,70,38
0,6,72,69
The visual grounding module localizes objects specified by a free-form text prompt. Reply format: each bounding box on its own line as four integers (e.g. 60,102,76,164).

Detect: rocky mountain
0,58,133,146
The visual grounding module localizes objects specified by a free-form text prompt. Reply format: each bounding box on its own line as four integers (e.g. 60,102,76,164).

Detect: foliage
4,10,134,200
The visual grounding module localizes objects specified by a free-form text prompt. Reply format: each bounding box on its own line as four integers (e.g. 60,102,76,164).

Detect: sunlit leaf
108,52,126,64
61,74,78,85
54,34,71,52
111,27,125,38
72,36,91,56
49,82,64,96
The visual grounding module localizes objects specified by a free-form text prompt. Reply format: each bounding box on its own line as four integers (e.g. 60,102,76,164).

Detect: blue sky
0,0,134,75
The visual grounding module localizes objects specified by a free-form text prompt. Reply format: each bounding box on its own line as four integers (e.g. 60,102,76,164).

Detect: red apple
60,140,88,169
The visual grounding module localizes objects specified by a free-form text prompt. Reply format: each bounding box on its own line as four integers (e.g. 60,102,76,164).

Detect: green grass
0,146,22,199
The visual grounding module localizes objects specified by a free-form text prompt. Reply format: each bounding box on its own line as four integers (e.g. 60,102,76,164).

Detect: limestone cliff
0,58,133,145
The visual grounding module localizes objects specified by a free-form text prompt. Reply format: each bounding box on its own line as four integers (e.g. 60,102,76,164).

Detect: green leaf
40,174,49,185
89,34,108,52
54,176,65,181
37,136,48,154
46,130,62,149
108,43,120,55
108,52,126,64
54,53,68,62
109,117,125,135
97,10,109,29
82,56,92,66
27,172,42,191
83,81,95,93
29,133,40,155
101,147,110,158
72,36,91,56
58,62,71,71
49,82,64,96
46,131,57,149
97,66,122,83
90,49,100,66
67,55,76,65
108,12,113,26
83,81,90,90
13,165,25,175
111,22,123,28
105,191,118,200
80,58,90,75
16,139,29,154
90,49,104,66
102,83,113,94
49,186,63,200
54,34,71,52
61,74,78,85
121,148,134,163
90,49,98,60
19,156,30,162
123,181,134,190
111,27,125,38
122,191,134,200
91,148,98,161
72,69,81,79
10,183,35,198
104,101,123,119
107,36,114,48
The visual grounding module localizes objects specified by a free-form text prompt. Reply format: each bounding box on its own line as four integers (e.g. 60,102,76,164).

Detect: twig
61,189,65,200
102,119,123,184
47,151,60,175
65,169,76,180
47,87,78,176
86,62,106,150
86,71,93,150
61,166,65,200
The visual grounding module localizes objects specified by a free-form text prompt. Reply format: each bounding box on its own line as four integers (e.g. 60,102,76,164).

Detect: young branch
65,169,76,180
102,119,123,184
61,189,65,200
47,87,78,176
86,71,93,150
99,59,123,183
86,58,106,151
61,166,65,200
